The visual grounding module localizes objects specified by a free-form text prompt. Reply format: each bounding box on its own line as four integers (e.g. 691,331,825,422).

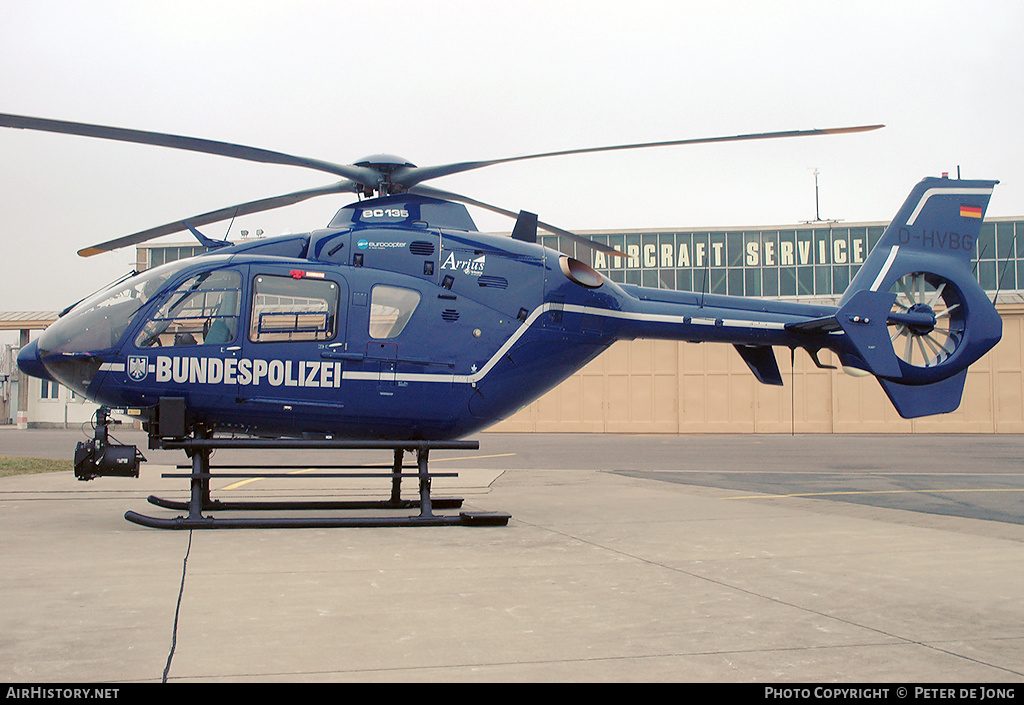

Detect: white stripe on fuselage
342,302,787,386
106,303,794,390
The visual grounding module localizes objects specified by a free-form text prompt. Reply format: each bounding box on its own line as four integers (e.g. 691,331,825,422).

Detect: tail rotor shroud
887,272,965,369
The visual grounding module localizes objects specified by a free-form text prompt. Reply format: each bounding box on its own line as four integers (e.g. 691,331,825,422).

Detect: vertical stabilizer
831,177,1001,417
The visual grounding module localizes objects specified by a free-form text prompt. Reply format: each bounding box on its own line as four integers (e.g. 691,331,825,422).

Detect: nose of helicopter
17,338,56,382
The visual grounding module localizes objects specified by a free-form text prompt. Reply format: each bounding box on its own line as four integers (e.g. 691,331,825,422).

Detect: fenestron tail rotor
887,272,966,368
0,111,883,256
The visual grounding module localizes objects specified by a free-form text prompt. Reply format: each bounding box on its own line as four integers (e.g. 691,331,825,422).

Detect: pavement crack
162,530,193,683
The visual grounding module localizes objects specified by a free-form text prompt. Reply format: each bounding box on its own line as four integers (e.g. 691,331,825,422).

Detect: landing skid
144,495,466,512
124,511,510,529
125,432,510,529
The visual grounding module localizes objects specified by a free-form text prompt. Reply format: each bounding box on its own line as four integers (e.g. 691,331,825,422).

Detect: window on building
40,379,59,399
543,220,1024,299
148,245,207,269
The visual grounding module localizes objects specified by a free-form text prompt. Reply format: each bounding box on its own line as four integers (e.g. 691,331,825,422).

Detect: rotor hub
353,154,416,171
905,303,936,335
353,154,417,196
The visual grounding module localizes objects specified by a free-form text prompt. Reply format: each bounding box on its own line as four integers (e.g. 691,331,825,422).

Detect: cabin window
136,269,241,348
368,285,420,339
250,274,339,343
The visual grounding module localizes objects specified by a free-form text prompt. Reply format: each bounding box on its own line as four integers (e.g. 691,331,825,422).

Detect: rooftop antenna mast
814,168,822,221
802,168,841,225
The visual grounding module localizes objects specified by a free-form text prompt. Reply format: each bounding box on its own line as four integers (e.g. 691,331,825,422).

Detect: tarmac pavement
1,428,1023,683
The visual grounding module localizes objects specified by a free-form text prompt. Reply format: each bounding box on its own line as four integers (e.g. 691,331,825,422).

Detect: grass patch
0,456,73,478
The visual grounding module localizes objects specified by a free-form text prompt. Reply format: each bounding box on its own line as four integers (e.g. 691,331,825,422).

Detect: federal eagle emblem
127,356,149,382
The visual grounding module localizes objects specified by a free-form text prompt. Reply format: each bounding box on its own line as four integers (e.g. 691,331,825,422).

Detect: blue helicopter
3,113,1002,528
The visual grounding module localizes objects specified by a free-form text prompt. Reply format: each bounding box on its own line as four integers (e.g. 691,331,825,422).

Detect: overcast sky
3,0,1023,345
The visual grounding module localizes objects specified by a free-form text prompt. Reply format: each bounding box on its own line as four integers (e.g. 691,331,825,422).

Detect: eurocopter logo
356,239,404,250
441,252,486,277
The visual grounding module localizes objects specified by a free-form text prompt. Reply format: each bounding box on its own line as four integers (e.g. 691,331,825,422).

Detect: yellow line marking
219,477,262,491
217,452,517,492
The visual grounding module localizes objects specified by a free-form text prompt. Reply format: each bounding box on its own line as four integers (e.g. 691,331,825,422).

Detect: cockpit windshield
38,259,194,356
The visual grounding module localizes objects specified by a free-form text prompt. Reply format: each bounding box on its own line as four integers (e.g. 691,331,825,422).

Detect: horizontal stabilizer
834,289,901,378
734,345,784,386
877,370,968,418
786,290,899,378
786,316,841,334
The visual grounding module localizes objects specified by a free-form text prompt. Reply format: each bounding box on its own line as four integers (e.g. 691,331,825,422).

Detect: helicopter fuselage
21,193,853,440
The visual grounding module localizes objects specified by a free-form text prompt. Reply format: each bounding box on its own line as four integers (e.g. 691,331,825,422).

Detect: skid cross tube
125,432,510,529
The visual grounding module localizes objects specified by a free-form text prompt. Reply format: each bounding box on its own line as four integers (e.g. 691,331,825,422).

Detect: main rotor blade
78,180,359,257
0,112,381,189
394,124,884,189
408,185,624,258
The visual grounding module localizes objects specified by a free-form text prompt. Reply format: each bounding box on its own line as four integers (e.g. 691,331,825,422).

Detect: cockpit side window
249,274,339,343
369,285,420,339
136,270,241,348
